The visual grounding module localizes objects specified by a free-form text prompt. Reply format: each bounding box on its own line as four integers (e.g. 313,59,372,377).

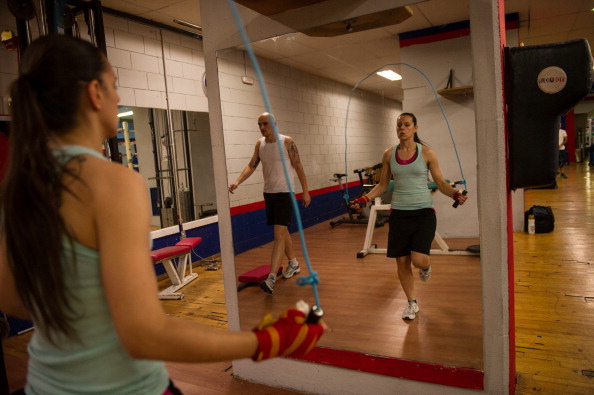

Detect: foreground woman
0,35,323,394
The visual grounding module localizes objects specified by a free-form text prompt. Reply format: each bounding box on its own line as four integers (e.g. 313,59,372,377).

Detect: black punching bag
505,39,593,189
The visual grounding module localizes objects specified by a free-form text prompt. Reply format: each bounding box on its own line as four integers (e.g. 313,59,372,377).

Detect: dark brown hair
0,35,107,343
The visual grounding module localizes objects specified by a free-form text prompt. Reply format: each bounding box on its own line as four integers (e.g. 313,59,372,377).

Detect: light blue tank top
390,143,433,210
26,145,169,395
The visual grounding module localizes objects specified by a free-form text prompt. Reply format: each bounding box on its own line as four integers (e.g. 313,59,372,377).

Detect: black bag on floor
524,205,555,233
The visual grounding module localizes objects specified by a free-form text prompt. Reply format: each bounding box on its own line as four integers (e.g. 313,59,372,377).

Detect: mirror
114,106,217,230
216,16,483,388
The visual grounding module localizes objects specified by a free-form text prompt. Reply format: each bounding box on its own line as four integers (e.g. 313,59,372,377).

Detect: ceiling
99,0,594,104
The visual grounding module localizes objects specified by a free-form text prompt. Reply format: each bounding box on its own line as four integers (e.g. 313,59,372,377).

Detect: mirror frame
201,0,511,393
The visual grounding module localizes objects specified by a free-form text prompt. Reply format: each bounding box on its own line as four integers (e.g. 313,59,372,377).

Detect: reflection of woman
350,113,468,320
0,35,323,394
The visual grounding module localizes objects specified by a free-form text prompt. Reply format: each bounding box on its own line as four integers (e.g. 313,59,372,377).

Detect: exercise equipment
505,39,593,189
237,265,284,292
329,166,387,228
357,203,479,258
453,190,468,208
237,265,283,292
357,181,478,258
238,265,283,283
329,173,367,227
150,237,202,299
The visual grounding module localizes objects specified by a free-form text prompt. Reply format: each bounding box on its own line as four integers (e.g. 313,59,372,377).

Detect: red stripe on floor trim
291,347,484,390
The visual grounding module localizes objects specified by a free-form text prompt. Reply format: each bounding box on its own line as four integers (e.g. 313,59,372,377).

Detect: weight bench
237,264,283,292
151,237,202,300
357,200,479,258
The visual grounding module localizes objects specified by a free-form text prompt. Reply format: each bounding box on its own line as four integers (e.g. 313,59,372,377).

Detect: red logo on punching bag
537,66,567,94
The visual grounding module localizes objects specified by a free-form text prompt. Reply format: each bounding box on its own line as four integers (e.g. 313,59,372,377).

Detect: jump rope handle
306,305,324,324
296,300,324,324
452,190,468,208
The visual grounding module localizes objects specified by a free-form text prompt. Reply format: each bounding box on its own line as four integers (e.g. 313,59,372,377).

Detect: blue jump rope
342,63,467,205
227,0,323,322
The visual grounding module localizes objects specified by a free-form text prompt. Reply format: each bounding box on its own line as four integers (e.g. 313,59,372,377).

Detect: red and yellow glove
348,195,370,210
252,309,324,362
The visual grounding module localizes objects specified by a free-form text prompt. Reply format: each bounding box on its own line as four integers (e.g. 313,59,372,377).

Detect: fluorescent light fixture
117,111,133,117
173,19,202,31
377,70,402,81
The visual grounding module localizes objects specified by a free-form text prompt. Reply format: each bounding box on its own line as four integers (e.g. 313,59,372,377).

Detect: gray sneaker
282,263,301,279
259,276,275,294
402,301,419,320
419,266,431,282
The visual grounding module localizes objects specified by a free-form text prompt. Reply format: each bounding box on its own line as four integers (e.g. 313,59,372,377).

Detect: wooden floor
235,228,482,369
514,163,594,395
3,162,594,394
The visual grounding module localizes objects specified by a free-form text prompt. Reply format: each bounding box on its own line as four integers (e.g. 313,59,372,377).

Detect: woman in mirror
349,112,468,321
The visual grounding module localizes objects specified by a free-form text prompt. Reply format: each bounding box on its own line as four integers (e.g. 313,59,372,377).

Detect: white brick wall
131,52,160,74
102,14,208,112
135,89,164,109
218,49,402,208
113,30,146,53
118,68,149,90
0,13,208,114
107,47,132,69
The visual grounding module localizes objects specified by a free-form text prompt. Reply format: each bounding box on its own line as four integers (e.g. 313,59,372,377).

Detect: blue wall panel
231,187,357,254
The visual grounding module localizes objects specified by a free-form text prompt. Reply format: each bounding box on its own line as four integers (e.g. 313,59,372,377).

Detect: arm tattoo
252,157,260,169
287,140,301,164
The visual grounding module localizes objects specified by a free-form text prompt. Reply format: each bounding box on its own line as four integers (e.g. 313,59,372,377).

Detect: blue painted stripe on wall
231,185,362,254
399,12,519,41
399,19,470,41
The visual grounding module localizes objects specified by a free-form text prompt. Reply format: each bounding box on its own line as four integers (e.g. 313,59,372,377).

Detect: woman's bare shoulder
78,156,146,196
383,146,395,159
421,144,436,158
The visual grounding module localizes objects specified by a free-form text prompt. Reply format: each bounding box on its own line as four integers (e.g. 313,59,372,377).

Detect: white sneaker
282,262,301,279
402,301,420,320
419,266,432,282
259,276,275,294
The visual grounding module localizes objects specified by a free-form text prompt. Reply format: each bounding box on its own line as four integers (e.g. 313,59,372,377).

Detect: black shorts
264,192,293,227
387,208,436,258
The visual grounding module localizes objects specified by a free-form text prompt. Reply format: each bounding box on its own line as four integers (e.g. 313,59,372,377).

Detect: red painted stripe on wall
230,180,361,215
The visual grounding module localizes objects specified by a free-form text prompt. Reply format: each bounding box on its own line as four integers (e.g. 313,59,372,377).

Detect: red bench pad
238,265,283,283
176,237,202,249
151,245,191,262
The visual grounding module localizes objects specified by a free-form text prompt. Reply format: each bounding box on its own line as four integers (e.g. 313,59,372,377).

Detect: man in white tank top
229,113,311,294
